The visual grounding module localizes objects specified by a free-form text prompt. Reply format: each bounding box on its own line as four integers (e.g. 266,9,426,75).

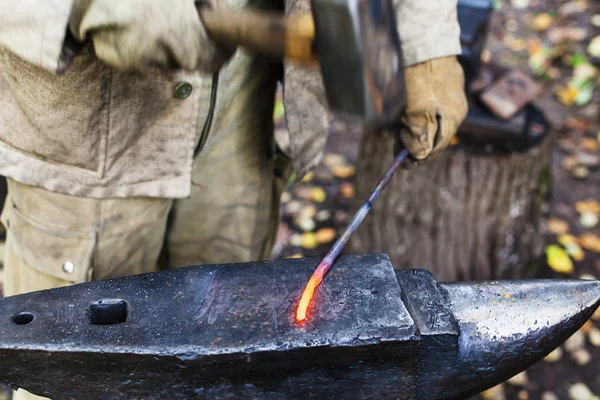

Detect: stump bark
349,130,552,281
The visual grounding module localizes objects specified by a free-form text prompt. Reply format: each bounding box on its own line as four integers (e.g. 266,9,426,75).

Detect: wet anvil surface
0,253,599,400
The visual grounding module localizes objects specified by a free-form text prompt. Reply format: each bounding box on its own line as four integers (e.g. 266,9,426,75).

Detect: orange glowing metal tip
296,149,410,323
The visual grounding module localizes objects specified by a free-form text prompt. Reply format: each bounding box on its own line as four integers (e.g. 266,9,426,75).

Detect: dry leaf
575,199,600,215
300,233,319,249
323,154,346,168
295,216,316,232
579,233,600,252
562,156,578,170
450,136,460,146
286,253,304,259
579,137,598,152
588,35,600,58
340,183,356,199
580,212,599,228
548,218,570,234
299,205,317,219
532,13,553,31
301,172,314,183
558,234,578,246
546,245,574,273
310,187,327,203
332,165,356,179
565,243,585,261
315,228,337,244
504,34,527,52
547,27,587,44
572,166,590,179
592,15,600,28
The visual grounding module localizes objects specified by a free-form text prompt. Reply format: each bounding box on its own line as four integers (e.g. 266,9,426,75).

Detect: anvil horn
0,253,598,400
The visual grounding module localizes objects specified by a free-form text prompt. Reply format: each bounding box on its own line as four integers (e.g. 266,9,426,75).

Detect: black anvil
0,253,598,399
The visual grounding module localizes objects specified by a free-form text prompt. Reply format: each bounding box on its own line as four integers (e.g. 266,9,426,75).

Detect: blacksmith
0,0,466,398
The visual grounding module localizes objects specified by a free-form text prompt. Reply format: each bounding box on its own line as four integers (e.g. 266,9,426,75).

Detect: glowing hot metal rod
296,148,410,322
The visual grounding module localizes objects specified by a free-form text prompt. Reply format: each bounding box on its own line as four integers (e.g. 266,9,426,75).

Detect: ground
0,0,599,399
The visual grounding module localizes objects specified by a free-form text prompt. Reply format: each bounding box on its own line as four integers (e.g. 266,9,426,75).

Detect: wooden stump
349,130,552,281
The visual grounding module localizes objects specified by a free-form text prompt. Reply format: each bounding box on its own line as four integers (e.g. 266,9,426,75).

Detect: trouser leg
1,178,172,400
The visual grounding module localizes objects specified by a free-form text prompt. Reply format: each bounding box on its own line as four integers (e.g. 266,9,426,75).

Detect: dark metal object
0,254,598,400
312,0,405,127
296,149,409,321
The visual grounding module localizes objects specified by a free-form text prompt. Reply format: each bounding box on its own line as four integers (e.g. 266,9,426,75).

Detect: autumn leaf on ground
579,137,598,152
532,13,553,31
315,228,337,244
309,187,327,203
332,165,356,179
546,245,574,273
580,213,599,228
579,233,600,253
565,243,585,262
548,218,570,234
558,234,578,246
575,199,600,215
588,36,600,58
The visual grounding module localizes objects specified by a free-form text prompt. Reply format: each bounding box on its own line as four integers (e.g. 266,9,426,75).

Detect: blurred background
0,0,599,399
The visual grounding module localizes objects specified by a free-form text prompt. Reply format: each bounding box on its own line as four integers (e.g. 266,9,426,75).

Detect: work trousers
1,80,291,400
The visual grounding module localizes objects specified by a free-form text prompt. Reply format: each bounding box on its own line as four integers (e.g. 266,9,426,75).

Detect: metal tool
196,0,406,126
296,148,410,321
0,254,597,399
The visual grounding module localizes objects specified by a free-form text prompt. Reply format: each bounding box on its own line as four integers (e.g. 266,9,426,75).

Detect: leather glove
70,0,232,73
399,56,468,160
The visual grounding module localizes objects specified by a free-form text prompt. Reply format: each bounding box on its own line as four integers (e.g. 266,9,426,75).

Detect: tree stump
349,129,552,281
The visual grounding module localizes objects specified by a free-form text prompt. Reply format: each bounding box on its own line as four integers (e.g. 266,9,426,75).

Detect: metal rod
296,149,410,322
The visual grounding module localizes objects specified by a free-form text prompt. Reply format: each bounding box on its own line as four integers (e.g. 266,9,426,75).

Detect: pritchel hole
89,299,128,326
11,312,34,325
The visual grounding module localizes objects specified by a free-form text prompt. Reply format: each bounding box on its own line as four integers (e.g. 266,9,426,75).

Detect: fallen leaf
589,328,600,347
588,35,600,58
340,183,356,199
504,34,527,52
568,383,595,400
450,136,460,146
323,154,347,168
511,0,528,9
532,13,553,31
565,243,585,261
575,199,600,215
555,85,579,106
571,348,591,366
310,187,327,203
559,234,579,246
517,390,528,400
315,228,336,244
481,384,505,400
301,172,314,183
579,233,600,252
558,0,588,16
548,218,570,234
572,165,590,179
300,233,319,249
332,165,356,179
544,347,563,363
315,209,331,222
507,371,528,387
286,253,303,259
295,216,316,232
546,245,574,273
580,212,599,228
299,205,317,218
593,15,600,28
579,137,598,152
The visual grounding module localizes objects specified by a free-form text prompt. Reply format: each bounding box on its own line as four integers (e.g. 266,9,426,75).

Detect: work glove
69,0,233,73
399,55,468,160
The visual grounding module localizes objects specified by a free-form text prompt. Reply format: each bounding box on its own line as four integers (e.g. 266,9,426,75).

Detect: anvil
0,253,598,399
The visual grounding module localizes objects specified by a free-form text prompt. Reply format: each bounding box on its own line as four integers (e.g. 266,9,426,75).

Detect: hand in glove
399,56,468,160
70,0,233,73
